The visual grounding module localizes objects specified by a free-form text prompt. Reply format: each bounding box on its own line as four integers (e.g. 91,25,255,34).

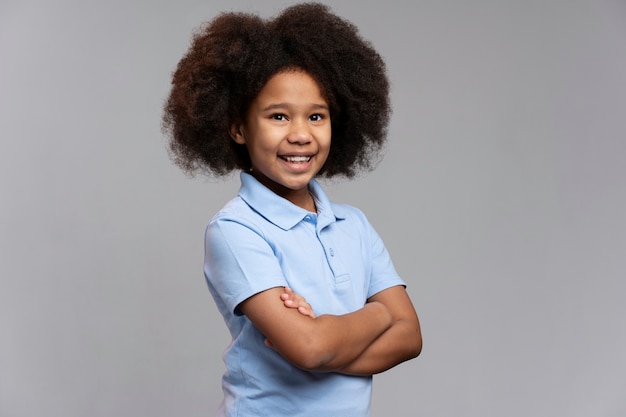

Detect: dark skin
163,3,391,179
241,285,421,375
165,1,421,378
234,69,422,375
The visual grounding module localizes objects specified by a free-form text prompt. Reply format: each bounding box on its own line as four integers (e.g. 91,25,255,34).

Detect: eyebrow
261,103,329,112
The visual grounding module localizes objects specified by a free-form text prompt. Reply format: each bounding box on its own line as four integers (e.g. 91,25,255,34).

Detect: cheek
319,139,332,162
322,130,332,152
255,139,279,156
322,140,331,154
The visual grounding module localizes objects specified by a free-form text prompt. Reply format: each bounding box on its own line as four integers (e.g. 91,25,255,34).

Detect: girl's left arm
338,285,422,375
281,284,422,375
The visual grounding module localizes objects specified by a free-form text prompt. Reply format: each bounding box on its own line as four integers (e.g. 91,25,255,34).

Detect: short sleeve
361,213,406,298
204,216,288,315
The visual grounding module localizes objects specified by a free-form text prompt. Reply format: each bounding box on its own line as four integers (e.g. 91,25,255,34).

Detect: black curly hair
162,2,390,178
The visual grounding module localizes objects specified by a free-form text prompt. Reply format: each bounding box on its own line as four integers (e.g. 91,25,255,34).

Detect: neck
250,172,317,212
291,191,317,213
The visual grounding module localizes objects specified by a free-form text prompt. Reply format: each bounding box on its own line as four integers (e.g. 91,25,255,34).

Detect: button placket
317,228,348,284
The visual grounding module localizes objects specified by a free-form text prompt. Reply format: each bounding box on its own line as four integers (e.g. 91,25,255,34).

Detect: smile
281,155,312,163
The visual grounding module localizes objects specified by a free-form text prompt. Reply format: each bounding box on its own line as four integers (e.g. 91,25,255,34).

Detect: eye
270,113,288,121
309,113,325,122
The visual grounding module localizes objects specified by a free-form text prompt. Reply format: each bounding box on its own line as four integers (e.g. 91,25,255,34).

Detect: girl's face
231,70,331,210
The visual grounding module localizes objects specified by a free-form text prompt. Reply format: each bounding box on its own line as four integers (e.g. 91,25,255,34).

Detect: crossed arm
238,285,422,375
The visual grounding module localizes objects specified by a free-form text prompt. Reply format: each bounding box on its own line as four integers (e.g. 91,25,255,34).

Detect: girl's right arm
238,287,392,372
280,286,422,375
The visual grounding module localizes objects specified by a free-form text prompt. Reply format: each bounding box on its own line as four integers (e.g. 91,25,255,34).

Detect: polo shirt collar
238,172,344,230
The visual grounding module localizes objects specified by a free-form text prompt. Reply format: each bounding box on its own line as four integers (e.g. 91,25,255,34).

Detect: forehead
254,70,327,105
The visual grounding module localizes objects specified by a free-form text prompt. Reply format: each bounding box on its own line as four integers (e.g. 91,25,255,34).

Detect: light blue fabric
204,172,405,417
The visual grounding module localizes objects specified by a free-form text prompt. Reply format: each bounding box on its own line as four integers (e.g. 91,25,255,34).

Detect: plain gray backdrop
2,1,625,416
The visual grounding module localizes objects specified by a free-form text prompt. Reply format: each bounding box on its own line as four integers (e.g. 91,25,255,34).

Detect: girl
162,3,422,416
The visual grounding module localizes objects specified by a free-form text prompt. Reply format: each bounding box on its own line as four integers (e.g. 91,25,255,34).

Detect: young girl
162,3,422,416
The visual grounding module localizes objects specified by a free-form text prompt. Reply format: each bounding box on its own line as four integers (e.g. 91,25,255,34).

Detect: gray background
2,1,625,416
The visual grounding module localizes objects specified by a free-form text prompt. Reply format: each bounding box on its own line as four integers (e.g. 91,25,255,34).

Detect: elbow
408,328,423,359
411,334,423,359
398,320,422,361
290,340,336,371
295,353,332,372
283,325,338,371
403,316,422,360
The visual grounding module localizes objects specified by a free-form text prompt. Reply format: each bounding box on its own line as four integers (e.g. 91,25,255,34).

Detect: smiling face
231,70,331,210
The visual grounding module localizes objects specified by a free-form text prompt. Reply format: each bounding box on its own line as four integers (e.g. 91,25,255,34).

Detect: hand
280,287,316,318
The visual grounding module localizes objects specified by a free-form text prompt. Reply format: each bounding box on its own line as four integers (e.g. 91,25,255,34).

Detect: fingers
296,305,315,319
280,287,295,302
281,287,316,318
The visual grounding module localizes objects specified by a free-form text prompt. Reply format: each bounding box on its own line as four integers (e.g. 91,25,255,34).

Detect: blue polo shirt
204,172,405,417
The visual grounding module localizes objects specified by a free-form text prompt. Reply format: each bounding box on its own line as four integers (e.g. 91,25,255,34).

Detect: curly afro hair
162,2,391,178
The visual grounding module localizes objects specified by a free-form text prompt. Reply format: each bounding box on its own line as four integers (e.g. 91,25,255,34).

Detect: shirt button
329,248,335,257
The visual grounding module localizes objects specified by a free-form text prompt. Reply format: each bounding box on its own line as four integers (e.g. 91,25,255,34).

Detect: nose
287,119,312,144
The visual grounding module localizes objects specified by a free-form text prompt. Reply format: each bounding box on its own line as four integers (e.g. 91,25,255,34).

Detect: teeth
283,156,311,163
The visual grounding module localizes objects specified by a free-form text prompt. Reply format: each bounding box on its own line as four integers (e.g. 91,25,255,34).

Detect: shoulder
330,201,370,227
206,196,267,239
328,201,390,250
211,196,253,221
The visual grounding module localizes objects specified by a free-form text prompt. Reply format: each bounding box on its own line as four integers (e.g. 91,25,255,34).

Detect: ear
229,123,246,145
